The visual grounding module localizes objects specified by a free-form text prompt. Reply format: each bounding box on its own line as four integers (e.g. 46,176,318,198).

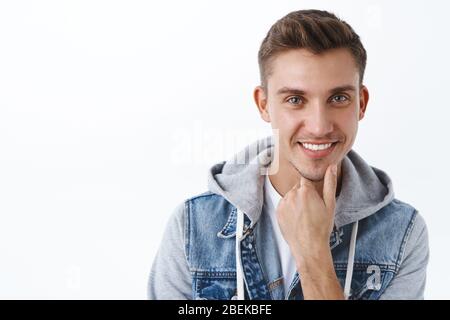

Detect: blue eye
287,96,303,105
332,95,348,103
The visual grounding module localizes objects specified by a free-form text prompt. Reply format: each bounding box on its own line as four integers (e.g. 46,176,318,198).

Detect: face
254,48,369,182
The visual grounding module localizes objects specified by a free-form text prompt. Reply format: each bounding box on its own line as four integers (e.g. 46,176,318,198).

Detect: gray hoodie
148,136,429,299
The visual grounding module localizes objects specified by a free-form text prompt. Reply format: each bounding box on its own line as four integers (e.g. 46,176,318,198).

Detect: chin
299,170,326,182
292,163,327,182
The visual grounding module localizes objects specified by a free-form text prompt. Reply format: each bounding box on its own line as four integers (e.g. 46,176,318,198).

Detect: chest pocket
335,264,395,300
192,270,237,300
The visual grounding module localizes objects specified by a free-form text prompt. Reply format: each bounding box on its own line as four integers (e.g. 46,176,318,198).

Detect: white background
0,0,449,299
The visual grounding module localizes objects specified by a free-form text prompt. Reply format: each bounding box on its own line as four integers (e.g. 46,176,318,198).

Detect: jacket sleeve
147,201,192,299
379,212,429,300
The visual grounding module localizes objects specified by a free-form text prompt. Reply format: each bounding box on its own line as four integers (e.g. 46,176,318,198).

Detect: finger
323,164,338,210
299,173,313,189
291,180,300,190
283,181,299,200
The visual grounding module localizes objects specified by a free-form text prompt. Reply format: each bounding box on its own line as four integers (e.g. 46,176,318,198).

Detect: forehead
267,48,360,93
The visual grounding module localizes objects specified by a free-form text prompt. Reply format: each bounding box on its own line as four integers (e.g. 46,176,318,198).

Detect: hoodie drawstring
235,208,359,300
235,208,245,300
344,220,359,300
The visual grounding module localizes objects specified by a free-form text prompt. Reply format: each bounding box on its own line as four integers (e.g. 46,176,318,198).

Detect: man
148,9,429,300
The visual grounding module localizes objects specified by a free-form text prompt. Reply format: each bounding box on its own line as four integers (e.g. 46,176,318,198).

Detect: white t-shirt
263,172,297,296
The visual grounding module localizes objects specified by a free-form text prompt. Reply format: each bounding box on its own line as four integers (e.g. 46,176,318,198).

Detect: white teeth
301,142,333,151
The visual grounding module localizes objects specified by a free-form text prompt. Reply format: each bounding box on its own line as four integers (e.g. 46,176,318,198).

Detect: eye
331,94,349,103
287,96,303,105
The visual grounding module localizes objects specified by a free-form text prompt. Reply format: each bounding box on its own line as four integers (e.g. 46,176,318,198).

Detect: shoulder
180,191,237,268
184,191,235,221
169,191,224,222
179,191,236,236
372,198,419,229
346,198,423,272
377,204,429,299
185,191,229,205
376,198,427,245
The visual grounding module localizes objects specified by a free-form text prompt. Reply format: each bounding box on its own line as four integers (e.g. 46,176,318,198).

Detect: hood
208,135,395,229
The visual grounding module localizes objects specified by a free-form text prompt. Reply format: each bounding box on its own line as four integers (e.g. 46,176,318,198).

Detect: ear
253,85,271,123
358,85,369,121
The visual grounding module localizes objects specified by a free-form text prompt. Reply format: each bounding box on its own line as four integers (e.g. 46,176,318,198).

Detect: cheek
269,106,296,130
278,114,300,140
342,117,357,130
338,111,359,140
341,104,359,123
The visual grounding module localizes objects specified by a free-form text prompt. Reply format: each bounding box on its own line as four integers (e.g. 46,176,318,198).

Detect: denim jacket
149,136,429,300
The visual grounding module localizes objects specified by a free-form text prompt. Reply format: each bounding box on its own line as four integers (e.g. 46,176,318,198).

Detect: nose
304,102,334,138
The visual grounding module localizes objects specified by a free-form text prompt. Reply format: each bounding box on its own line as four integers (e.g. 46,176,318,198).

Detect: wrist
294,242,333,274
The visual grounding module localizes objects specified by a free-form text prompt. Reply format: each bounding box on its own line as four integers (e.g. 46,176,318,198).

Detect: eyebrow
276,85,357,96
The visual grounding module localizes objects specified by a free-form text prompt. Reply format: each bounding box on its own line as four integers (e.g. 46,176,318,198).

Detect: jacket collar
217,207,252,238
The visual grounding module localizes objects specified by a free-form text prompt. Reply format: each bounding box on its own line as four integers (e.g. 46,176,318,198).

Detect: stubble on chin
289,156,328,182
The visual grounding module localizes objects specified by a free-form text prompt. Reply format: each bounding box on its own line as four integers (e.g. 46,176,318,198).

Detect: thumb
323,164,338,211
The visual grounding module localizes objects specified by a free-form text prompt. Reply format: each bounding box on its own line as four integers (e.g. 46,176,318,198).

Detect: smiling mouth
297,141,338,159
